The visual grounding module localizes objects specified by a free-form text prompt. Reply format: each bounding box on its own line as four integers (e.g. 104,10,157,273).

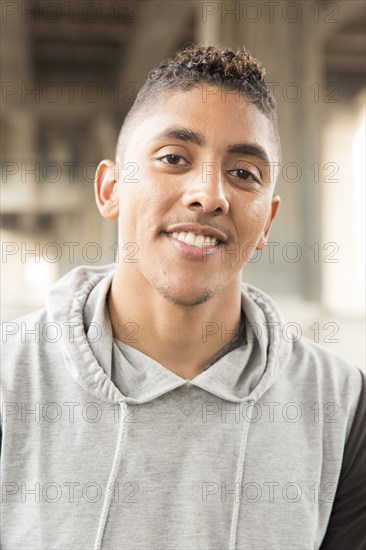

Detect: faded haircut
116,43,281,169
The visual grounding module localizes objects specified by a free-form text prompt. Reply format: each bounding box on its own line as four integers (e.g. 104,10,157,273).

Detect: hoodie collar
46,264,293,405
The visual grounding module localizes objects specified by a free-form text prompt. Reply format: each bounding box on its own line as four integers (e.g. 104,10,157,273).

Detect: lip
163,232,222,260
164,223,227,243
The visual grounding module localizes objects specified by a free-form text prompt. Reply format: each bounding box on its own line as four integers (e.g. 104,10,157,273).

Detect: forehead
127,86,278,161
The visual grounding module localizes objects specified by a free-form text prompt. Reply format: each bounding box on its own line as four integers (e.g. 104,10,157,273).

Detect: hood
45,263,294,550
45,263,293,406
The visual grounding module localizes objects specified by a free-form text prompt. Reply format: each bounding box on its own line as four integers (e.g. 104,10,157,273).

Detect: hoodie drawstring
94,401,126,550
228,400,255,550
94,398,254,549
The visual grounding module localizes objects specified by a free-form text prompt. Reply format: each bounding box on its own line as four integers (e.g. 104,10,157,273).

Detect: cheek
234,199,268,236
117,177,175,240
129,166,175,209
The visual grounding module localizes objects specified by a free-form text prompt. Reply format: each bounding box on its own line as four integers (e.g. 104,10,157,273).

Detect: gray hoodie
1,264,364,549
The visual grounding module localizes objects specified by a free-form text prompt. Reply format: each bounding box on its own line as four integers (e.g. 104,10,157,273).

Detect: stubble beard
151,273,214,307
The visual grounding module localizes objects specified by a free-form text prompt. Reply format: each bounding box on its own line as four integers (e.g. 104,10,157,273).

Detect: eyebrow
226,143,270,165
154,127,204,146
152,126,270,164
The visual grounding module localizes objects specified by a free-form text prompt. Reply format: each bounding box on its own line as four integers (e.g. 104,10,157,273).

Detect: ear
94,159,119,220
256,195,281,250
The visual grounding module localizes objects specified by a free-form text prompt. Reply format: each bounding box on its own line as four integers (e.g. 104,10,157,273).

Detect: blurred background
1,0,365,370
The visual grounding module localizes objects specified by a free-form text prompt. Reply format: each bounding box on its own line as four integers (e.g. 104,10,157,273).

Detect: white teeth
194,235,205,247
168,231,219,248
185,232,196,245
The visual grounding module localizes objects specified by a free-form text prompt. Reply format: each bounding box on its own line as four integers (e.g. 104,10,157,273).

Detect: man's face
102,86,280,306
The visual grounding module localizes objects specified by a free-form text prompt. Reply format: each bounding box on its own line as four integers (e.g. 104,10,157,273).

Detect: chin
151,276,215,307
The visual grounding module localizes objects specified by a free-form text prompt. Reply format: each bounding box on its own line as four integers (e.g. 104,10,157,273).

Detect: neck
107,266,242,380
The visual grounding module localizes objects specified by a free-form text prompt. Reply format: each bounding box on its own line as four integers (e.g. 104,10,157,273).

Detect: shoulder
291,334,363,389
2,307,49,348
1,307,59,380
288,335,364,437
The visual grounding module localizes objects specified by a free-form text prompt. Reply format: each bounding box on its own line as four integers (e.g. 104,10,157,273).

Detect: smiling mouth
167,231,222,248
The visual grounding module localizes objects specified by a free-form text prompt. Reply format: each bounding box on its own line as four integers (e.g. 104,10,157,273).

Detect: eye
228,168,261,184
158,154,188,166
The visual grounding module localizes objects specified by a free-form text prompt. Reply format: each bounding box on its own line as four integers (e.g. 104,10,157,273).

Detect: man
1,44,365,550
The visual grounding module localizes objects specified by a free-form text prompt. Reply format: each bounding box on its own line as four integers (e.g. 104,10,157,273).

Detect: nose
182,161,229,215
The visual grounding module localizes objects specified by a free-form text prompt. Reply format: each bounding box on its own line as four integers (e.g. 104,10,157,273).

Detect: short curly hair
117,43,281,165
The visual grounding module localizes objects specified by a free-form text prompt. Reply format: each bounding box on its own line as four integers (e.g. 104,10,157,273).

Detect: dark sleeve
319,372,366,550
